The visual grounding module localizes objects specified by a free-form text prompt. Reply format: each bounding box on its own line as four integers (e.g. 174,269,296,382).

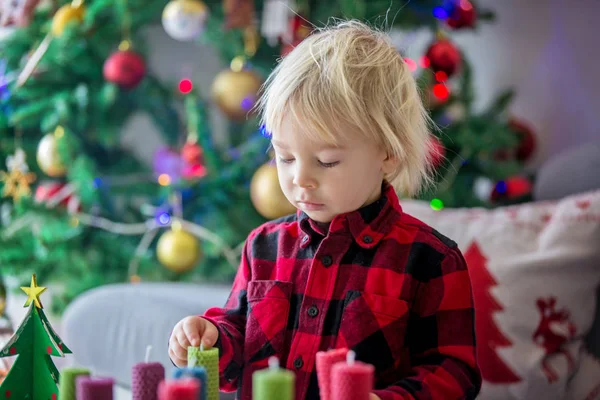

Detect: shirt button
302,235,309,243
363,235,373,244
321,255,333,267
294,356,304,369
307,305,319,318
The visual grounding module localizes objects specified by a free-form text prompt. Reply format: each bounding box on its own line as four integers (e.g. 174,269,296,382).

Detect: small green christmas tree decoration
0,274,71,399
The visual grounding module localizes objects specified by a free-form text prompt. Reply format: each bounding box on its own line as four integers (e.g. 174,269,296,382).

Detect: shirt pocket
338,290,410,349
244,280,293,364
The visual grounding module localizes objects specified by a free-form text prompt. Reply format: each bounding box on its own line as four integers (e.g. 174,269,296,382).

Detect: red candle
331,351,374,400
157,378,200,400
316,348,348,400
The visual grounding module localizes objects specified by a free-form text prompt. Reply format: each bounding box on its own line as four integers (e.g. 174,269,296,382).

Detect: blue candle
174,367,207,400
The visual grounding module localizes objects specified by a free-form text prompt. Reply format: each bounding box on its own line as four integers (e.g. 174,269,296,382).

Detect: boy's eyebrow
271,139,344,150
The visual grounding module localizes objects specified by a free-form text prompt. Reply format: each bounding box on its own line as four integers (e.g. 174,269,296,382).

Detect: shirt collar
298,182,403,248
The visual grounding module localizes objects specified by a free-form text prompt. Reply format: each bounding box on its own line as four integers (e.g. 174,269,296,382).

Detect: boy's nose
293,166,317,189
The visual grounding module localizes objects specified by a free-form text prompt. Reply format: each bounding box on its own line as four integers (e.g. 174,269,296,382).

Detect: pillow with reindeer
401,190,600,400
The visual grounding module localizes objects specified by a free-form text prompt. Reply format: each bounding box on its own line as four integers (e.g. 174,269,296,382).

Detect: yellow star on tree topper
21,274,47,309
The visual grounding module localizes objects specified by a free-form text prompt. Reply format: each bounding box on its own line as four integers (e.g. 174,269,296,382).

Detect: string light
158,174,171,186
495,181,507,194
433,6,449,19
403,57,417,72
433,84,450,101
419,56,430,68
430,198,445,211
435,71,448,83
179,78,193,94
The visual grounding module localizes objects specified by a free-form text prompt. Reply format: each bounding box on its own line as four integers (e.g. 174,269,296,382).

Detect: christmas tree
0,274,72,398
0,0,535,312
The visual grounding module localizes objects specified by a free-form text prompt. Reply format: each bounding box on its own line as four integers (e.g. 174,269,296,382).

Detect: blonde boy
169,20,481,400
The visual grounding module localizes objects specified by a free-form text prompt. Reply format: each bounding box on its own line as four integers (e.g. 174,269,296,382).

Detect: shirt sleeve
202,234,253,392
373,246,482,400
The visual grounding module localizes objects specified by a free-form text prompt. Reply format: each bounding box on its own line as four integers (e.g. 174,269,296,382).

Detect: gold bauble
157,227,201,273
51,3,86,37
37,133,67,177
211,69,262,121
250,163,296,220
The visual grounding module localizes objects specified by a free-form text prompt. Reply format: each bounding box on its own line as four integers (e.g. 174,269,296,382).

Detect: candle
173,366,207,400
158,379,200,400
59,367,90,400
76,377,114,400
316,348,348,400
252,356,295,400
132,346,165,400
331,351,374,400
188,344,219,400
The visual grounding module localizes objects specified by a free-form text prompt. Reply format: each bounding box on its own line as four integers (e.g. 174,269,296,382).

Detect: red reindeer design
532,297,577,382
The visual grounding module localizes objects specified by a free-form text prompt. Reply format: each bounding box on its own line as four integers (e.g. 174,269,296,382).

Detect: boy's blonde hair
256,20,433,197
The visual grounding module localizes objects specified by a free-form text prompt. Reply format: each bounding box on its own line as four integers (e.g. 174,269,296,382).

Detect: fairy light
179,78,193,94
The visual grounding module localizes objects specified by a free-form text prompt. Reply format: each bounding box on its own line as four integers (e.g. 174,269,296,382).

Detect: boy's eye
278,157,294,164
319,160,340,168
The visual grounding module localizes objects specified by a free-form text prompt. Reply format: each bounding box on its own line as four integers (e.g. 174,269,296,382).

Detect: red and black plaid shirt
204,184,481,399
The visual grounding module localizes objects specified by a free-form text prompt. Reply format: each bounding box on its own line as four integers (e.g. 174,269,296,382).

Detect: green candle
188,345,219,400
58,367,90,400
253,357,295,400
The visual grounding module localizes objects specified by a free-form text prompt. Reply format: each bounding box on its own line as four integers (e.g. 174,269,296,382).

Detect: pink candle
331,351,374,400
132,346,165,400
76,377,114,400
316,347,348,400
158,379,200,400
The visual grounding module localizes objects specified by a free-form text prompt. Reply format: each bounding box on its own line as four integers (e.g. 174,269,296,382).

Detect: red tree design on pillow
465,241,521,383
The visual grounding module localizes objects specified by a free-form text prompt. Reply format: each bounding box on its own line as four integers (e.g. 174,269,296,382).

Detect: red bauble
509,118,537,162
428,136,445,168
35,181,80,212
425,39,462,77
181,142,207,179
103,50,146,89
446,0,477,29
181,142,203,165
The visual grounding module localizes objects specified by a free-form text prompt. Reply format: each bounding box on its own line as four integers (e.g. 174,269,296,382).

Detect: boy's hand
169,316,219,367
370,395,381,400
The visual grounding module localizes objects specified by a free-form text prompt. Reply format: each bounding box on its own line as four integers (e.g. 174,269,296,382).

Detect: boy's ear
382,153,399,174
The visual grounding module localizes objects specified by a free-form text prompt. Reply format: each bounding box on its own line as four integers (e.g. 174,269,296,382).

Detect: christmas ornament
211,66,262,120
37,130,67,177
157,225,201,273
35,181,80,213
223,0,255,30
250,162,296,220
103,48,146,89
428,136,445,168
51,2,85,37
0,274,72,398
181,141,207,179
509,118,537,162
162,0,208,42
281,14,311,56
261,0,291,46
425,38,461,77
0,148,36,201
446,0,476,29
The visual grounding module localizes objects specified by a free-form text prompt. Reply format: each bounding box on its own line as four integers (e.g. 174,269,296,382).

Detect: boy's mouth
297,201,325,211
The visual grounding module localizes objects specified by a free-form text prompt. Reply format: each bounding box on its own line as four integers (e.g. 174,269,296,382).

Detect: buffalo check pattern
204,184,481,400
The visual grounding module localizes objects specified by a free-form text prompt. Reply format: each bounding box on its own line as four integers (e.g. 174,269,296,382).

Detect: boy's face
271,115,395,223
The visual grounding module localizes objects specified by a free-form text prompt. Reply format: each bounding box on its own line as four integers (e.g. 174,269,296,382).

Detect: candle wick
347,350,356,365
200,342,204,352
268,356,279,370
145,345,152,363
